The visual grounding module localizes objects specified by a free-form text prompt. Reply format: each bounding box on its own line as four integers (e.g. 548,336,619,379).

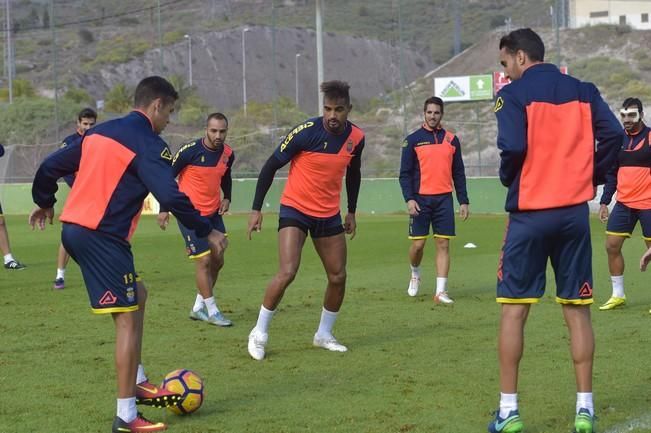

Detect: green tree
63,87,93,105
0,79,36,100
105,83,133,113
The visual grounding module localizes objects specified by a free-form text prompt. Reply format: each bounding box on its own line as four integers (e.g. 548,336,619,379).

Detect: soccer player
246,80,364,361
399,96,469,303
488,28,622,433
598,98,651,311
157,112,234,327
30,76,226,433
52,107,97,289
0,143,25,270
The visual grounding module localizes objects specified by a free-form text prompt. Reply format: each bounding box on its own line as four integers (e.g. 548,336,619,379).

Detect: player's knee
328,269,346,287
411,239,426,252
277,267,298,285
197,255,212,270
605,239,623,255
435,238,450,252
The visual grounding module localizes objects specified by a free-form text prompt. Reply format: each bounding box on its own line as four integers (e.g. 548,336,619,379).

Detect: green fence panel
0,178,507,215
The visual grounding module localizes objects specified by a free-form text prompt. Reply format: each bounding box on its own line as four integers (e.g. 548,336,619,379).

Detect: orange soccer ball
161,369,204,415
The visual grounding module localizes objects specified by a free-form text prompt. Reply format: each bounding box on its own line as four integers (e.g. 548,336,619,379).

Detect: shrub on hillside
105,84,133,114
78,29,95,44
0,97,80,144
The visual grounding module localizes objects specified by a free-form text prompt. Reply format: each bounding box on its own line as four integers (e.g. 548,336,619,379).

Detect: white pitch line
603,412,651,433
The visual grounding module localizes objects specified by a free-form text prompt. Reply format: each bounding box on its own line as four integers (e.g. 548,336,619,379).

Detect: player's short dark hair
206,112,228,126
622,97,643,113
423,96,444,114
320,80,350,105
77,107,97,121
499,28,545,62
134,76,179,108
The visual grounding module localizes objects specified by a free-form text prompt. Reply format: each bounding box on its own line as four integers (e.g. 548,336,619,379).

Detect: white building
570,0,651,29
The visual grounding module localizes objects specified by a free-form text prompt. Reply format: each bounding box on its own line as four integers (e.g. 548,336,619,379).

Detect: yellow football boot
599,296,626,311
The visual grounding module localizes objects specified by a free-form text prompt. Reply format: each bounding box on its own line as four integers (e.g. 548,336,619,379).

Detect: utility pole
555,0,561,66
271,0,278,145
316,0,324,115
5,0,12,104
51,0,59,140
453,1,461,55
157,0,163,73
398,0,406,138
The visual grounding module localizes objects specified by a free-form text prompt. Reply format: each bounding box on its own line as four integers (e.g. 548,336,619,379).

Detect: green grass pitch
1,213,650,433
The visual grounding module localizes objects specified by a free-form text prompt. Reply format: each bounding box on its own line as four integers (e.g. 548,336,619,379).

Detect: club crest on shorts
126,287,135,303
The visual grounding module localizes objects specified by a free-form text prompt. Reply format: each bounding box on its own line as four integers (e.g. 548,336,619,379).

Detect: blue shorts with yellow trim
62,223,139,314
497,203,593,305
278,205,344,238
177,212,226,259
408,193,455,239
606,201,651,240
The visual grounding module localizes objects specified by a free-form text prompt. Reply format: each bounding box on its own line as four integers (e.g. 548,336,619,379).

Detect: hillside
70,25,432,113
403,25,651,177
3,2,651,181
5,0,554,109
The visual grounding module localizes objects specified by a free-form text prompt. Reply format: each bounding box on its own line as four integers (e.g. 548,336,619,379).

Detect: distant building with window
570,0,651,29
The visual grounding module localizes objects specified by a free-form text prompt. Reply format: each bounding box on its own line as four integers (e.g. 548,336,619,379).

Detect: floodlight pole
5,0,12,104
184,34,192,86
398,0,407,137
157,0,163,73
316,0,324,115
51,0,59,140
295,53,301,106
242,27,250,117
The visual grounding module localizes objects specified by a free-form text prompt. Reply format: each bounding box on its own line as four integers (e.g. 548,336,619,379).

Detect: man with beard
158,112,234,327
399,96,469,303
598,98,651,312
246,80,364,361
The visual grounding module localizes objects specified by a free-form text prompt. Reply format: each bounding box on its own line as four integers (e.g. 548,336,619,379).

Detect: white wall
571,0,651,29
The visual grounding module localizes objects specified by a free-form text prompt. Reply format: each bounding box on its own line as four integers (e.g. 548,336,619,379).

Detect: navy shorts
62,223,139,314
177,212,226,258
408,193,455,239
606,201,651,240
496,203,593,305
278,205,344,238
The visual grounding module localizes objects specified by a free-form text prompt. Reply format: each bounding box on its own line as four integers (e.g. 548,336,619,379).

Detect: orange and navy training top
495,63,622,212
600,124,651,209
252,117,365,218
32,111,212,241
162,139,234,216
399,124,468,204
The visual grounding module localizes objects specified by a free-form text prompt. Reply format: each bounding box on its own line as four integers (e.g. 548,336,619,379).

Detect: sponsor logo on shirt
280,121,315,152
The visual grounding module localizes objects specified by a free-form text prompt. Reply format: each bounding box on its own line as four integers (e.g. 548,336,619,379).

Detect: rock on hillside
72,25,433,112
